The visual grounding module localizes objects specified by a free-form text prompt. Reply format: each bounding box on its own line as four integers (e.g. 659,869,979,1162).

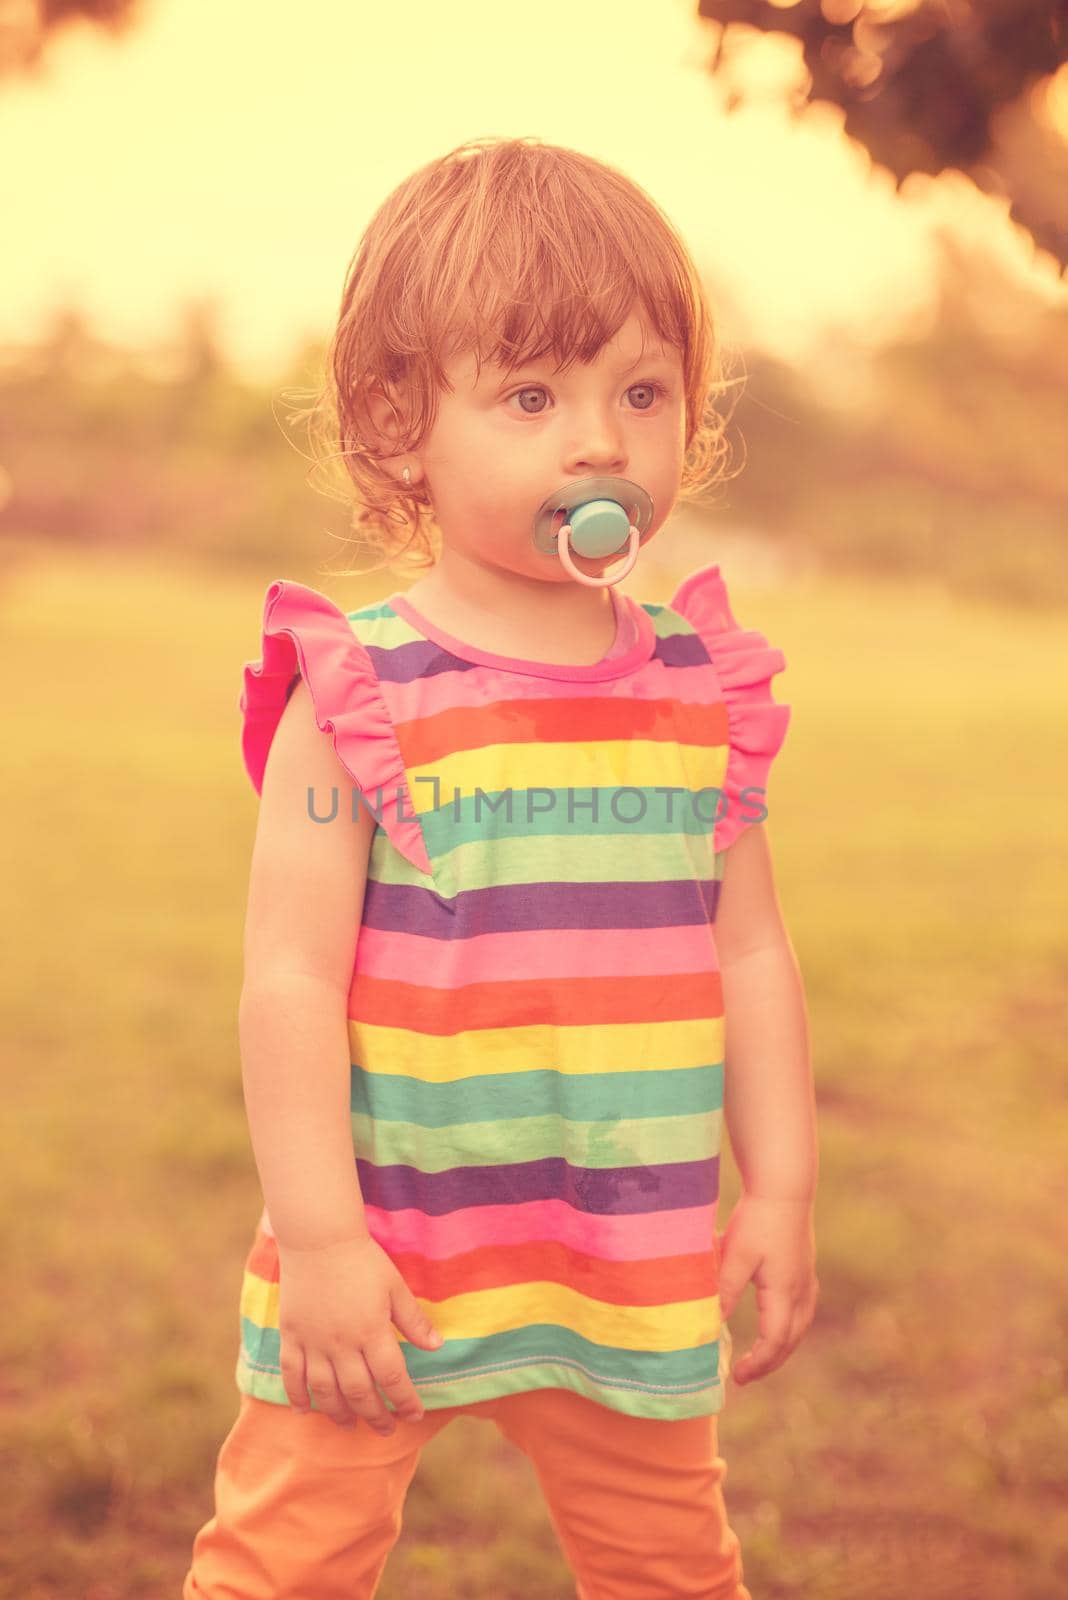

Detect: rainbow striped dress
235,563,790,1421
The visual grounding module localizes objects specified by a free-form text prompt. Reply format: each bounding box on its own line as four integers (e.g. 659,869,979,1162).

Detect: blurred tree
171,298,229,389
0,0,139,80
34,302,117,380
695,0,1068,266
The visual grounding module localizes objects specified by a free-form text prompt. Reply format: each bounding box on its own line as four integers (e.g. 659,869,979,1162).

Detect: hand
716,1193,819,1387
276,1232,445,1433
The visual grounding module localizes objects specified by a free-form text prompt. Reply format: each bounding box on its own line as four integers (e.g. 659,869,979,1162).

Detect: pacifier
532,475,654,588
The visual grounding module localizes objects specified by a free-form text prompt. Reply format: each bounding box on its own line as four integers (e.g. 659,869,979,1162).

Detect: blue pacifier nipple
532,475,655,588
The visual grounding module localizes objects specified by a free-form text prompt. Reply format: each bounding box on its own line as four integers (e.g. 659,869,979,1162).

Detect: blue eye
506,380,668,416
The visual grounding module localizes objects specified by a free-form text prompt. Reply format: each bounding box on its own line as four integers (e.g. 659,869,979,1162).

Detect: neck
414,548,618,636
400,548,626,664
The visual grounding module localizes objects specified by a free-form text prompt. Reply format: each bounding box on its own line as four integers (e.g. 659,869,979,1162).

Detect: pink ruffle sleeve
670,563,791,853
238,579,433,876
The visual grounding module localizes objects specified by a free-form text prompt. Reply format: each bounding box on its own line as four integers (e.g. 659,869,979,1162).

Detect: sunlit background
1,0,1067,599
2,0,1065,368
2,1,1067,1595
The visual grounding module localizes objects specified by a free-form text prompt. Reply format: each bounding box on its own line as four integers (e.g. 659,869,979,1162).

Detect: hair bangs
431,151,694,385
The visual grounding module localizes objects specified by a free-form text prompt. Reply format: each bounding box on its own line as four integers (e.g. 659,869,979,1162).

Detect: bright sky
0,0,1064,379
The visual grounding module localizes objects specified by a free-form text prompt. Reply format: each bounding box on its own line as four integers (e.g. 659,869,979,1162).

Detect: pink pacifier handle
556,516,641,588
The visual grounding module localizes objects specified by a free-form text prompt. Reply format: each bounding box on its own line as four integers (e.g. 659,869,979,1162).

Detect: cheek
669,417,688,475
449,416,516,473
650,415,686,477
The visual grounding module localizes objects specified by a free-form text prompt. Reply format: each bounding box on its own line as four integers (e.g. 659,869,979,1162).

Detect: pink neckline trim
387,587,657,682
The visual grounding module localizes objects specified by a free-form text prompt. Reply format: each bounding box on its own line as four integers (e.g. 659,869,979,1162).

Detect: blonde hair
289,135,738,577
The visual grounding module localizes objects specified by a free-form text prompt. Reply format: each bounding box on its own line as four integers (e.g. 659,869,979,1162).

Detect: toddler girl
184,135,819,1600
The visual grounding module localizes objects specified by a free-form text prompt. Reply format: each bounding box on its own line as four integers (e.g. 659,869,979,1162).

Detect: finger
365,1337,425,1422
784,1286,819,1352
281,1346,311,1413
717,1285,741,1323
716,1266,751,1325
733,1334,788,1385
333,1354,397,1434
304,1367,347,1426
304,1361,378,1433
714,1233,750,1324
733,1292,794,1384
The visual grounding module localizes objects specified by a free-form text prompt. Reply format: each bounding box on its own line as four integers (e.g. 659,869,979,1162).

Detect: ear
354,377,415,484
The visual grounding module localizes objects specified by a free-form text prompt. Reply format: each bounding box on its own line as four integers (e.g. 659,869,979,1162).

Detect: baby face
415,309,687,584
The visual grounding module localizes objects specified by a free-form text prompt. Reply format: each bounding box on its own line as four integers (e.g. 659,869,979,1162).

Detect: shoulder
238,579,432,876
263,673,343,779
664,561,789,694
665,562,766,649
664,562,793,854
667,562,734,631
254,672,377,854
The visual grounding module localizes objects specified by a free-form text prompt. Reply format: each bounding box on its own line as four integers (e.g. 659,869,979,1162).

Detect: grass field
2,538,1067,1599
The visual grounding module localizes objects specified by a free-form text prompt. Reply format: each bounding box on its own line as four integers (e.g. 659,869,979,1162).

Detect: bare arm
238,675,443,1432
715,821,818,1204
239,675,377,1251
712,821,819,1385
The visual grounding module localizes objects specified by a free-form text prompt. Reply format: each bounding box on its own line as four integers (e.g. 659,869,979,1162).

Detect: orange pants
183,1387,752,1600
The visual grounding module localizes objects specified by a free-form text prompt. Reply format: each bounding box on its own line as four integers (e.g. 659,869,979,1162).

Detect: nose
563,414,627,478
